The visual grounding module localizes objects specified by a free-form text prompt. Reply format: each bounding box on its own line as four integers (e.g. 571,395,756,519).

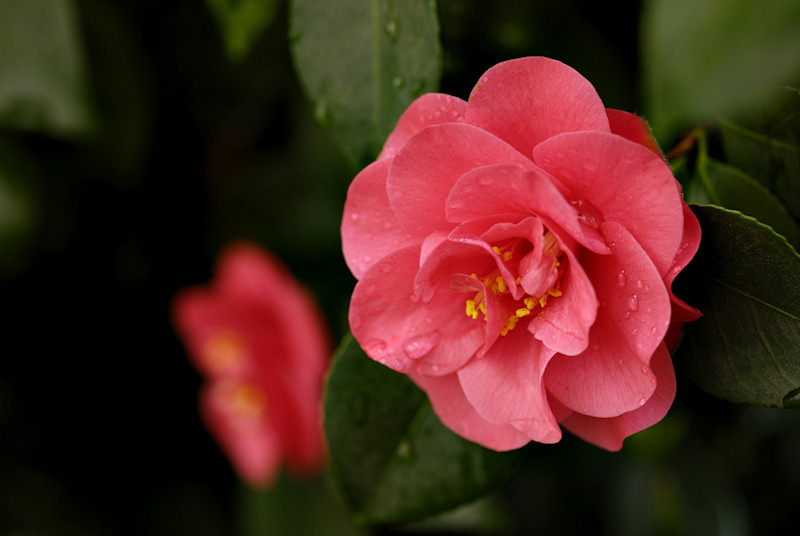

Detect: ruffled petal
446,163,608,254
342,159,419,279
379,93,468,159
457,331,562,444
528,245,598,356
666,203,703,323
544,222,672,418
387,123,533,241
411,372,530,451
558,342,676,451
605,108,662,157
351,246,484,376
465,56,610,157
533,131,685,276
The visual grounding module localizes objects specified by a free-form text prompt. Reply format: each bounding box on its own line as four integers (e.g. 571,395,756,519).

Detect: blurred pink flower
172,242,330,487
341,57,700,452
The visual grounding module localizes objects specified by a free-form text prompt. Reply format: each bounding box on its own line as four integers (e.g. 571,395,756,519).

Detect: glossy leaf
684,132,800,248
641,0,800,143
718,91,800,221
289,0,441,168
674,205,800,408
0,0,95,136
325,335,524,526
205,0,279,60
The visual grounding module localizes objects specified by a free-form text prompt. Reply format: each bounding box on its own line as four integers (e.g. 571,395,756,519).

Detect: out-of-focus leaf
674,205,800,408
684,131,800,248
325,335,523,526
0,138,37,277
641,0,800,144
0,0,95,136
289,0,441,168
718,89,800,220
205,0,279,61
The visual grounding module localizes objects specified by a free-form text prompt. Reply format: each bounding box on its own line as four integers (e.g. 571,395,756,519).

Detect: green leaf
325,335,524,526
0,0,95,136
289,0,441,168
641,0,800,144
674,205,800,408
718,91,800,221
205,0,279,61
685,131,800,248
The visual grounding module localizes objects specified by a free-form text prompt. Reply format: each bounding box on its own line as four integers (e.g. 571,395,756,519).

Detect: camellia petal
666,203,703,323
457,332,562,444
387,123,534,241
533,131,685,276
605,108,662,157
465,56,610,157
558,342,676,451
350,246,485,376
342,158,418,279
544,222,671,417
411,372,531,451
378,93,468,160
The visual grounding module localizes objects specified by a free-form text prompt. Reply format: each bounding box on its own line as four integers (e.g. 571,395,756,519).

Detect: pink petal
200,381,282,487
411,372,531,451
445,163,608,255
379,93,468,159
465,57,610,157
533,131,685,276
605,108,662,157
544,222,672,418
350,246,484,376
666,203,703,323
387,123,533,241
558,342,676,451
457,331,562,444
342,159,419,279
528,245,598,356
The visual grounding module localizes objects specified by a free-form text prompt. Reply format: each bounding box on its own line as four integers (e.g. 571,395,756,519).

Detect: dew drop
617,270,627,287
650,326,658,334
396,440,414,463
364,340,387,358
638,398,647,406
313,100,330,127
349,213,360,222
392,76,404,88
628,294,639,311
430,364,440,373
631,328,638,335
403,333,440,359
641,364,650,375
409,294,420,303
385,21,398,39
623,311,631,319
363,255,372,264
636,279,643,289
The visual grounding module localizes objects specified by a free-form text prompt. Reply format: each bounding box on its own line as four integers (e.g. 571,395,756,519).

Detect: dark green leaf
641,0,800,144
674,205,800,408
684,131,800,248
325,335,524,526
718,92,800,221
205,0,279,60
289,0,441,168
0,0,95,136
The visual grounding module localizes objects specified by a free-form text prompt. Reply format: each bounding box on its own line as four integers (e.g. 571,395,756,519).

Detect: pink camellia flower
172,242,330,486
341,57,700,452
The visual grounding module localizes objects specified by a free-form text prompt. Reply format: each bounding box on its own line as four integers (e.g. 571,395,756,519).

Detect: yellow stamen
524,297,537,310
516,308,531,318
495,276,507,294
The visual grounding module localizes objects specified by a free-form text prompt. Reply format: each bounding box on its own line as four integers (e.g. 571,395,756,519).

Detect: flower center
463,231,564,337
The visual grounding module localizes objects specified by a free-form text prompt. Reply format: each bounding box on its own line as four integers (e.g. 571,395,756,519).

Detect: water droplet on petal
617,270,627,287
350,213,360,222
636,279,643,289
628,294,639,311
638,398,647,406
364,340,387,358
623,311,631,319
641,364,650,375
403,333,440,359
363,255,372,263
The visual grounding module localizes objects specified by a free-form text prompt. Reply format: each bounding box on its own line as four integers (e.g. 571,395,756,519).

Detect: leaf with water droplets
289,0,441,168
325,335,525,525
673,205,800,408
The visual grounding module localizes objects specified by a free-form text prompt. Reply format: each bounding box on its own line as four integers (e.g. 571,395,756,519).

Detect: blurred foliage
0,0,799,534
